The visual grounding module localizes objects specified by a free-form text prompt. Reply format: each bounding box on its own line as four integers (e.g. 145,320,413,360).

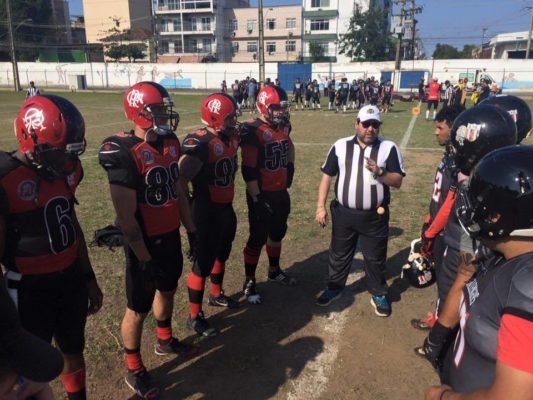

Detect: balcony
155,0,213,14
158,23,214,35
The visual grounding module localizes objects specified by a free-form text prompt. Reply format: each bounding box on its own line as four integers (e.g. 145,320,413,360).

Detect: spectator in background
25,81,40,99
453,79,464,110
418,78,425,101
477,79,491,103
442,80,453,109
247,78,258,112
460,78,469,108
274,78,280,86
221,80,227,94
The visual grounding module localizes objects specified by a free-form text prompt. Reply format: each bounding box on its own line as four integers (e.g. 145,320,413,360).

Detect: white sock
426,110,429,119
433,110,436,120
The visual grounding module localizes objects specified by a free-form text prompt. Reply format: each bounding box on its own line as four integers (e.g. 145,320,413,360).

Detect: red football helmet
201,93,239,133
15,95,86,178
123,81,179,134
256,85,290,126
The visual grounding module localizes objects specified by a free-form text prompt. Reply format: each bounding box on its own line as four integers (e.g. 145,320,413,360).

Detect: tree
432,43,461,59
100,17,148,62
309,41,325,60
338,5,394,62
125,43,147,62
460,44,477,59
0,0,53,61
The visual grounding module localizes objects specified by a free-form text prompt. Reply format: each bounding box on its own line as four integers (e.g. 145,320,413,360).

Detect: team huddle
0,79,532,400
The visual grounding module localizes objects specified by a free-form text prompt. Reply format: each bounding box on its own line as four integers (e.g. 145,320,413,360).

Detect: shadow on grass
136,243,412,399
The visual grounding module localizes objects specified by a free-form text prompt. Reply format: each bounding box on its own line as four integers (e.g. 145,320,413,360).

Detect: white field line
287,254,365,400
399,101,421,150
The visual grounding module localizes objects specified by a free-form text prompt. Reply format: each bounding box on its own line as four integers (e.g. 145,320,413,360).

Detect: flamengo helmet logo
23,108,46,132
258,91,268,105
207,99,222,114
127,89,144,108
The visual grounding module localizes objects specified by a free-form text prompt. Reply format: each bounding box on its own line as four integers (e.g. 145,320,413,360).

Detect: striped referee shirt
26,86,40,98
321,136,405,210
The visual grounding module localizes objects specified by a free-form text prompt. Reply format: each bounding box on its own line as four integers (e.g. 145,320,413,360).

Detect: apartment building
154,0,249,63
302,0,391,63
222,5,302,63
83,0,153,43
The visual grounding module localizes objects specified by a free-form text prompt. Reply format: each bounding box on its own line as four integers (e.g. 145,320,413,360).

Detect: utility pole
409,0,423,60
6,0,21,92
526,2,533,60
394,0,405,71
258,0,265,86
480,27,487,59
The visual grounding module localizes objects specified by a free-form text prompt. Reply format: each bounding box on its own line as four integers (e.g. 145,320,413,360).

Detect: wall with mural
2,59,533,92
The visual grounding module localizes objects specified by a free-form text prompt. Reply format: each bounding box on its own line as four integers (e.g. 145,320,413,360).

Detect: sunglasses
361,120,381,129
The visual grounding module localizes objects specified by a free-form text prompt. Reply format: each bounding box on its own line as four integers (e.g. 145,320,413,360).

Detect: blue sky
67,0,532,56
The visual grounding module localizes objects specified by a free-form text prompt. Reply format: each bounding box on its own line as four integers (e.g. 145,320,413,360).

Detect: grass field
1,90,531,400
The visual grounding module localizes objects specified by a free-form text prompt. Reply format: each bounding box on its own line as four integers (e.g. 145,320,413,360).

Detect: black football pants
327,201,389,296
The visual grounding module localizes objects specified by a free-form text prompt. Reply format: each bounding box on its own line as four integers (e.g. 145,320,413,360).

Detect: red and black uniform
427,82,440,110
182,129,239,314
0,151,87,355
441,252,533,392
241,119,293,278
98,131,183,314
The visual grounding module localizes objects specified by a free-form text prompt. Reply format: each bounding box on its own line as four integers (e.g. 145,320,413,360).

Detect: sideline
399,101,422,150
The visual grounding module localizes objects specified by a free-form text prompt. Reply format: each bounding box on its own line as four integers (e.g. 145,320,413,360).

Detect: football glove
91,225,123,251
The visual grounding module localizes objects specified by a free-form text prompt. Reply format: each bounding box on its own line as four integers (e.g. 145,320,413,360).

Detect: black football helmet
449,104,517,175
402,239,436,289
457,145,533,239
480,95,532,143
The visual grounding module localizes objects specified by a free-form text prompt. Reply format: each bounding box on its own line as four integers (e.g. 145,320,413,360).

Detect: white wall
4,59,533,92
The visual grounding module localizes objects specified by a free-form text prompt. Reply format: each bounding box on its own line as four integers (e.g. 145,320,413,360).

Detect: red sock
124,348,144,374
266,244,282,272
60,368,86,395
210,259,225,297
156,318,172,343
187,272,205,318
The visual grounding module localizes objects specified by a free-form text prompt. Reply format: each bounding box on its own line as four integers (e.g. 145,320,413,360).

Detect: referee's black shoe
316,288,342,307
371,295,391,317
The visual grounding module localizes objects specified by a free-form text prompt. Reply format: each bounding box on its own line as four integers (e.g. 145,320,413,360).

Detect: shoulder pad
0,152,19,180
98,136,132,169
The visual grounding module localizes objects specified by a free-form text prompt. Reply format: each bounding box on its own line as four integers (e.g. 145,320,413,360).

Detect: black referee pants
327,200,389,296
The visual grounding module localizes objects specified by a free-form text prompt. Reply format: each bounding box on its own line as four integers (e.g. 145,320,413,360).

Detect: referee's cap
358,105,381,123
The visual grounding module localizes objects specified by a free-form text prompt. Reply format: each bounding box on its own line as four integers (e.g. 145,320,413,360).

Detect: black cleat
208,291,240,308
187,311,218,337
243,279,261,304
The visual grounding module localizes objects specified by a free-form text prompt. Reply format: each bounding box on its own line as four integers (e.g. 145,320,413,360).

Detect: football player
240,85,296,304
424,145,533,400
292,78,304,111
98,82,197,399
380,79,394,113
416,104,517,363
179,93,241,337
0,95,103,400
335,78,350,113
328,79,336,111
411,105,463,331
311,80,322,110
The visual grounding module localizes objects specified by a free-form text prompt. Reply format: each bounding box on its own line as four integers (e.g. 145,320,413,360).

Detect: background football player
98,81,196,400
240,85,296,304
424,145,533,400
179,93,241,338
0,95,103,400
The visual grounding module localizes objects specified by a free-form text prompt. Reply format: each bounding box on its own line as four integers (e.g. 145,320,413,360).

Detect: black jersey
429,154,457,221
443,252,533,392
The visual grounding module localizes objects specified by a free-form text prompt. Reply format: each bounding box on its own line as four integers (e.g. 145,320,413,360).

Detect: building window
266,42,276,54
187,39,198,52
160,41,169,54
266,19,276,30
232,41,239,53
285,40,296,52
310,19,329,31
311,0,330,7
202,38,212,53
173,19,181,31
174,39,183,53
286,18,296,29
230,19,238,33
247,41,257,53
201,17,211,31
247,19,256,32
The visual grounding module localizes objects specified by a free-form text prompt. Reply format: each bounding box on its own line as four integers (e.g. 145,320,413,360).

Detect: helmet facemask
267,100,290,128
28,139,86,181
142,98,180,136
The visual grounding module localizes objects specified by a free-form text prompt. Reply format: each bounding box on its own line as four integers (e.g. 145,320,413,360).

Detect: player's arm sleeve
497,266,533,374
424,186,457,239
98,138,139,189
385,145,406,176
181,134,209,162
320,144,339,177
240,126,260,182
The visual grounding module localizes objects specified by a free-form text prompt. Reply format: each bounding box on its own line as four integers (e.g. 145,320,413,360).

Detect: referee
25,81,40,99
315,105,405,317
